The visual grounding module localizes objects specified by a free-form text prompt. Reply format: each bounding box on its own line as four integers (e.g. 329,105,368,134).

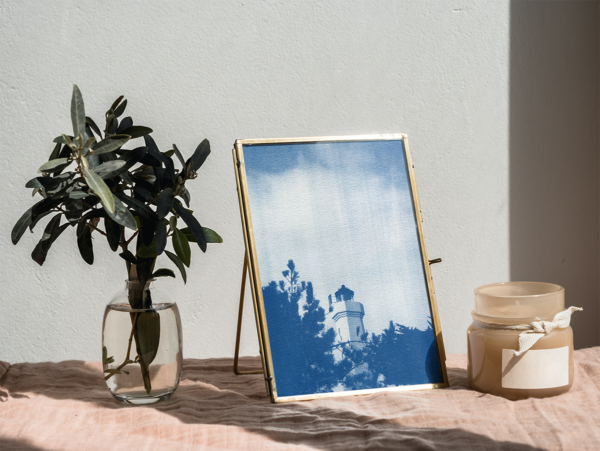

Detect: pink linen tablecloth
1,348,600,450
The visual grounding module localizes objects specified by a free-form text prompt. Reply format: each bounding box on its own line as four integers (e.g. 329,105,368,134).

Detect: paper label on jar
501,347,569,389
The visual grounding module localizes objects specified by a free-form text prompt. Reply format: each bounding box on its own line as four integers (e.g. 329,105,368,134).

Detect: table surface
1,348,599,451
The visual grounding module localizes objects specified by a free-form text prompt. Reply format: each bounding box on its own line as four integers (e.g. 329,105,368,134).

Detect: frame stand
233,254,263,375
233,254,442,376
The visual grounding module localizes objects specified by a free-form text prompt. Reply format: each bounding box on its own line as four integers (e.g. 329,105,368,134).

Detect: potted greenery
11,85,222,404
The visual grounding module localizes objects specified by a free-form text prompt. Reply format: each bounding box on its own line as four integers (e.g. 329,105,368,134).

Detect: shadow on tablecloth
3,350,600,450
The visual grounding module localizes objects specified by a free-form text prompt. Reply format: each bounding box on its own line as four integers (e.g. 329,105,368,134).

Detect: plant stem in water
104,312,140,381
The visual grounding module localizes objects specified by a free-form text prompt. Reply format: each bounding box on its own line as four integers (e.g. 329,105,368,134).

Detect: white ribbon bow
515,306,582,356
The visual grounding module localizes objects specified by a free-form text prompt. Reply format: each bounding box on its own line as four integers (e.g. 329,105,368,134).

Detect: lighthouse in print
327,285,366,361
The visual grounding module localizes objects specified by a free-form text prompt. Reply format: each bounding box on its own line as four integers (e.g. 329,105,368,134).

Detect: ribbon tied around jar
472,306,582,356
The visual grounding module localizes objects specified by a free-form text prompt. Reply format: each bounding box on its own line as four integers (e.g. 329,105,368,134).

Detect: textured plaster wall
0,1,596,363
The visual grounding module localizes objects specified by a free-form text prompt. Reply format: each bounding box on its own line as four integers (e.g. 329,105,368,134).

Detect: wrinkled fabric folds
1,349,600,450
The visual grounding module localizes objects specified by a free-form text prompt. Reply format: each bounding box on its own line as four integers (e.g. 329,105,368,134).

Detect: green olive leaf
104,216,120,252
113,98,127,118
173,228,191,267
118,126,153,139
11,207,34,245
173,201,206,252
95,160,126,174
186,139,210,173
82,167,115,214
86,116,102,137
31,214,69,266
71,84,86,138
38,158,70,173
137,242,157,259
151,268,175,279
165,250,187,284
172,144,186,168
155,219,167,255
49,143,61,161
119,249,138,265
156,188,174,219
90,135,130,155
169,216,177,233
77,223,94,264
202,227,222,243
104,195,136,230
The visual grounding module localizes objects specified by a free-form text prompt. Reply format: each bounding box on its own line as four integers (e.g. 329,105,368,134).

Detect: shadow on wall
510,0,599,349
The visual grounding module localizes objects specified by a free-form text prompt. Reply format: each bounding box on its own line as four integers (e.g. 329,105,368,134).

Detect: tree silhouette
262,260,443,397
340,321,442,389
263,260,349,396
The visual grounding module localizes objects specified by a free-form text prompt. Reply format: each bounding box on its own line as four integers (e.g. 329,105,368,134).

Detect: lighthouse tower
326,285,366,361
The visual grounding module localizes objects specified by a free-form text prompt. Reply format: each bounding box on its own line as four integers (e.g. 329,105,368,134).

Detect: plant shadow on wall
263,260,442,397
10,85,222,397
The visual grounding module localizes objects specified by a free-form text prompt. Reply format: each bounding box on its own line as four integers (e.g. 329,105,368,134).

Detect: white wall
0,1,596,363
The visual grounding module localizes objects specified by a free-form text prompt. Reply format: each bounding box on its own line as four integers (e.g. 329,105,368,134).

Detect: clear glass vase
102,280,183,405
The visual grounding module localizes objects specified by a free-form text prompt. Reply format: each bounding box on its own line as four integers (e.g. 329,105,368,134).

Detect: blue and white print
243,139,442,398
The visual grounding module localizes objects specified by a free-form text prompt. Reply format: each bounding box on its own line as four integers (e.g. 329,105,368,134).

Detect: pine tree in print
262,260,442,397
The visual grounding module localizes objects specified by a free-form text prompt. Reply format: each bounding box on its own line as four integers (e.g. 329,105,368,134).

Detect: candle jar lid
473,282,564,323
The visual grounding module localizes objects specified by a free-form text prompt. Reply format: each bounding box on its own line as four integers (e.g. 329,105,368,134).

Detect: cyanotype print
243,139,443,398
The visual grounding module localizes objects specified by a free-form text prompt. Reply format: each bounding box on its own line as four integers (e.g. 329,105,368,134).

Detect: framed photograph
233,135,448,402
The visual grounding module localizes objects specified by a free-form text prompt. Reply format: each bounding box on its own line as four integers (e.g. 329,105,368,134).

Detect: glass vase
102,280,183,405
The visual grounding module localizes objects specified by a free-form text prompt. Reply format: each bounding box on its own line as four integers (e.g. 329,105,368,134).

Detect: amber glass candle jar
467,282,575,399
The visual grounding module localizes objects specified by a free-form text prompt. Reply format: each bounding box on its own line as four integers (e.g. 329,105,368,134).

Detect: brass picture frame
232,135,448,403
